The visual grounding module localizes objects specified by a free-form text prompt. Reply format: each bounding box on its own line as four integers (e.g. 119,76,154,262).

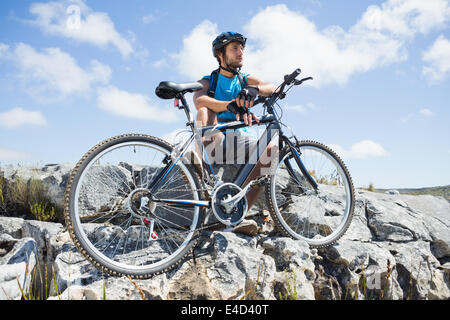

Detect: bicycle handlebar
284,68,302,85
252,68,312,108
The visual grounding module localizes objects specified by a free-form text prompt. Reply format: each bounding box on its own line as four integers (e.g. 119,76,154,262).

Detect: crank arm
220,177,266,213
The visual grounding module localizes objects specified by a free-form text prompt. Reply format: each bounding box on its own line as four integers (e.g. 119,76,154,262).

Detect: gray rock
400,195,450,261
198,231,277,299
0,216,26,239
341,193,372,242
51,249,101,296
233,219,259,236
1,163,73,207
384,241,450,300
385,190,400,195
260,237,316,300
1,163,450,300
313,265,342,300
362,191,432,242
0,237,37,300
319,239,403,300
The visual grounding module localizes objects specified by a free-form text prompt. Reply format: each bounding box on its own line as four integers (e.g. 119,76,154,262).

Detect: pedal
253,175,269,187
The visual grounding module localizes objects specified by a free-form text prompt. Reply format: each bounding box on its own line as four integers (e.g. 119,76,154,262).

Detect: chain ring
211,183,248,226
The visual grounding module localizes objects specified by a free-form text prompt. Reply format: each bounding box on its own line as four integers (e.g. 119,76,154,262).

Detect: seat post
178,94,195,131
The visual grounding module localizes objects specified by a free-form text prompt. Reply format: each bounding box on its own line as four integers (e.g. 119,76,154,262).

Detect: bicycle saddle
155,81,203,99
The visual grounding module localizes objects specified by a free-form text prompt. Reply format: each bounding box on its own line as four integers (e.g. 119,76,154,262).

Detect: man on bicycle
193,31,277,209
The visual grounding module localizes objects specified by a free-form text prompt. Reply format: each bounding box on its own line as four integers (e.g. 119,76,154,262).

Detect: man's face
220,41,244,69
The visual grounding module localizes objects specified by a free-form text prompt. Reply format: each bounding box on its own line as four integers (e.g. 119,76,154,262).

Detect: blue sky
0,0,449,189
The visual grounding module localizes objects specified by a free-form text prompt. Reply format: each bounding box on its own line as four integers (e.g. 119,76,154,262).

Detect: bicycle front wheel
64,134,203,278
266,140,355,248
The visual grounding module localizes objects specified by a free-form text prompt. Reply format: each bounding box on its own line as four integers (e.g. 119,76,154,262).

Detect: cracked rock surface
0,165,449,300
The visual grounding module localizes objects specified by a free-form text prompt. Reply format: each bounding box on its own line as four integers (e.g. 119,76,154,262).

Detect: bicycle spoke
269,142,354,247
68,135,202,277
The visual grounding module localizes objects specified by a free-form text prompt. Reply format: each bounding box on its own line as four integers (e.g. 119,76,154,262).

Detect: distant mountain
375,185,450,200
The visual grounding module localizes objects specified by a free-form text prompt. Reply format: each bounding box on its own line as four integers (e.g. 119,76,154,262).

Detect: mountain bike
64,68,355,279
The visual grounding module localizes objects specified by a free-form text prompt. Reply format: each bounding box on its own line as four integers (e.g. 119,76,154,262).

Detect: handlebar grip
284,68,301,85
253,96,265,106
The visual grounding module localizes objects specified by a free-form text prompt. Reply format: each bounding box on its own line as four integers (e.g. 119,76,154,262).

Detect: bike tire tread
265,140,355,248
63,133,203,279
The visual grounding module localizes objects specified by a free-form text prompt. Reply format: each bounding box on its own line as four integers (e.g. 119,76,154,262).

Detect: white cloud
152,58,169,69
96,86,179,123
0,147,31,161
0,107,47,129
419,108,434,117
0,43,9,57
143,14,159,24
8,43,111,97
284,105,307,113
170,20,219,79
29,0,133,58
171,1,450,86
356,0,450,37
401,108,435,123
330,140,388,159
422,35,450,83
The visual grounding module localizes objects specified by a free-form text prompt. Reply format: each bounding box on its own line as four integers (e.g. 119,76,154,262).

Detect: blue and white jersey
202,72,249,122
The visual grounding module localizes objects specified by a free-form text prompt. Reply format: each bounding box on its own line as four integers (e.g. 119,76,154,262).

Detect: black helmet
212,31,247,57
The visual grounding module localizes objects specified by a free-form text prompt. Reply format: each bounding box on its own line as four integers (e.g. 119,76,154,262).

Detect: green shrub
279,269,298,300
0,174,60,222
30,202,56,222
0,176,4,204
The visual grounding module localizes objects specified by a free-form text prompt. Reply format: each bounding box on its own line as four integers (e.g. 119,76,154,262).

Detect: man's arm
247,76,277,96
193,78,230,112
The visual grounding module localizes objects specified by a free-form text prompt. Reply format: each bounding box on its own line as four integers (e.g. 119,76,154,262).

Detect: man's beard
224,55,243,71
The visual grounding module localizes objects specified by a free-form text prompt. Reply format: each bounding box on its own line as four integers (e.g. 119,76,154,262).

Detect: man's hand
237,111,259,126
236,86,259,109
227,101,259,126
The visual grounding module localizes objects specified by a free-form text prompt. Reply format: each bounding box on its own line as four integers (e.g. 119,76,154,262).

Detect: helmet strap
219,49,240,75
220,65,239,75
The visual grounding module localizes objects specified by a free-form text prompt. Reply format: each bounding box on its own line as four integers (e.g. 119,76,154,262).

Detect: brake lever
294,77,313,85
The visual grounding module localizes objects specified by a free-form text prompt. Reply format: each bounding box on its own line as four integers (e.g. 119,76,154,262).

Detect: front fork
282,136,318,192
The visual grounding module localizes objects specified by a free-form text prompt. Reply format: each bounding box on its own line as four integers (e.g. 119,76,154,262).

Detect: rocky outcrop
0,235,37,300
0,164,449,300
1,163,73,212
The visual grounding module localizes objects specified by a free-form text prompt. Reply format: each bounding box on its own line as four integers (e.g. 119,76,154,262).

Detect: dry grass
0,175,60,222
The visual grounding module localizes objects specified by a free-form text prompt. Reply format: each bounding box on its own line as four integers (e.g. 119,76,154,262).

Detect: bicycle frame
148,75,318,209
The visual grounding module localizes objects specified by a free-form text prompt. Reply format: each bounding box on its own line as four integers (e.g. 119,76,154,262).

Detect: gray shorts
203,126,264,165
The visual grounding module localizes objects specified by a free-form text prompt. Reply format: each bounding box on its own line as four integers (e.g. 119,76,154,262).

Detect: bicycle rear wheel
64,134,203,278
266,140,354,248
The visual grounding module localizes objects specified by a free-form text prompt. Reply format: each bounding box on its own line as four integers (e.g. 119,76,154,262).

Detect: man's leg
195,107,224,165
196,107,218,127
244,141,278,209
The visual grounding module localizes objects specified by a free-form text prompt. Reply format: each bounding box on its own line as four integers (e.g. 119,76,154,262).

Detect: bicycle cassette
211,183,248,226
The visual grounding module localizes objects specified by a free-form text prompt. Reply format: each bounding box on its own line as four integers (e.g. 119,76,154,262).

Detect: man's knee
196,107,208,121
196,107,216,126
259,141,279,171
